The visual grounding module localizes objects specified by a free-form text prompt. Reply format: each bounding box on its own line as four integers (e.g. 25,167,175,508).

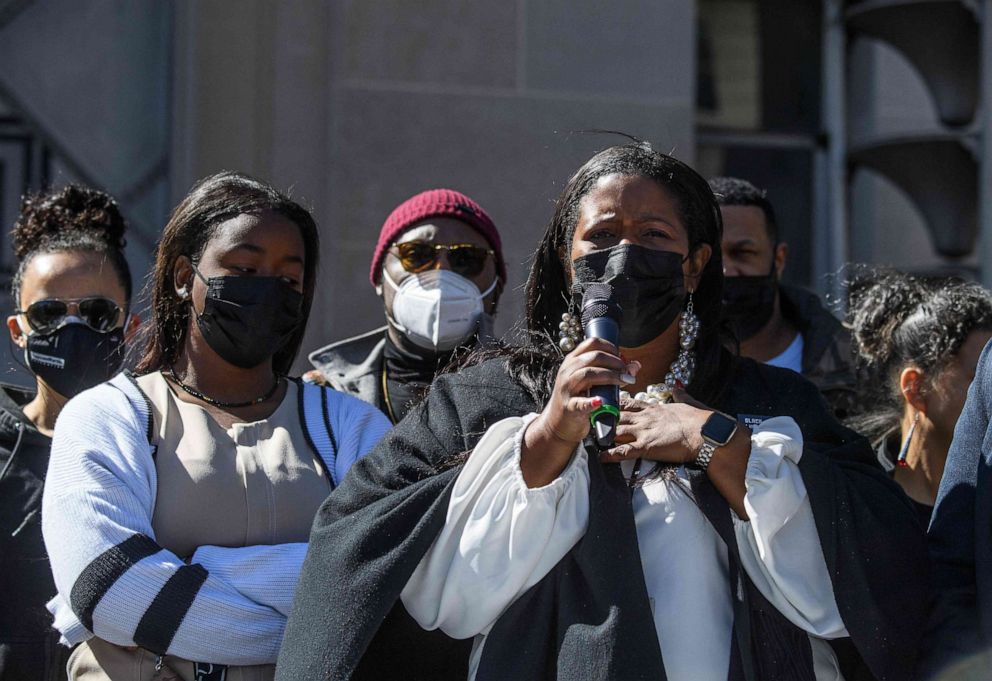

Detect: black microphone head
580,283,622,327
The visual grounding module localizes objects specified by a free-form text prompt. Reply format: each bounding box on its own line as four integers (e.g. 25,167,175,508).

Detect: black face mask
25,323,125,398
723,258,778,341
193,269,304,369
572,244,687,348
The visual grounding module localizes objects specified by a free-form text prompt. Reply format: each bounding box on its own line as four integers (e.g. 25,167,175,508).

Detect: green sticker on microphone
589,403,620,426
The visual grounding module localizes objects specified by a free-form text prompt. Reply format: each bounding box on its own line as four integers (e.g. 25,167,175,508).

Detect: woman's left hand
603,386,752,518
601,387,711,464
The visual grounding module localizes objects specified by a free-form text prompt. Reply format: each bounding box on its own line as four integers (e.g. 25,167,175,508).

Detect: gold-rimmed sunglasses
390,241,494,278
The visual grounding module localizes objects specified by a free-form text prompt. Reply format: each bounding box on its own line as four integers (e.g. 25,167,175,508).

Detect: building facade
0,0,986,379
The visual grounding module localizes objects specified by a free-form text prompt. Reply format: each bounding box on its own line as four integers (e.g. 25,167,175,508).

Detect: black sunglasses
18,297,124,335
390,241,494,278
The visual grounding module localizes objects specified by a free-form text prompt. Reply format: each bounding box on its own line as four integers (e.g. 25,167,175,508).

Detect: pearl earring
558,308,582,352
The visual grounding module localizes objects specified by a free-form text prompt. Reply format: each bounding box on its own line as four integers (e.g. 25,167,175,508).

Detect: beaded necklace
167,368,281,408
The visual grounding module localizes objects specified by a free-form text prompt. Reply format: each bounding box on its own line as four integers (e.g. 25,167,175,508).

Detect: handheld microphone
580,283,623,448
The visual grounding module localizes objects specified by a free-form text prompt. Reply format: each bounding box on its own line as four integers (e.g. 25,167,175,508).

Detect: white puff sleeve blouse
401,414,848,681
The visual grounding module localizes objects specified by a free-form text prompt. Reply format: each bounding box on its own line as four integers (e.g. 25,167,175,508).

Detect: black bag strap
295,378,339,487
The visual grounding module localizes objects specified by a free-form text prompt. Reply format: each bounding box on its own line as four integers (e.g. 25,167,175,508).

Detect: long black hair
135,171,319,376
467,140,726,406
846,267,992,448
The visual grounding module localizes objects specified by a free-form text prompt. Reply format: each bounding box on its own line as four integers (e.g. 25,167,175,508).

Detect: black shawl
276,355,928,680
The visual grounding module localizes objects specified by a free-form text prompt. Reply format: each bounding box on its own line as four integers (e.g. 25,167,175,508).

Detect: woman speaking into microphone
279,142,927,681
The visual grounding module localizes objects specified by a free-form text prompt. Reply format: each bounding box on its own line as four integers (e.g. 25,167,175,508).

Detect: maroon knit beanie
369,188,506,287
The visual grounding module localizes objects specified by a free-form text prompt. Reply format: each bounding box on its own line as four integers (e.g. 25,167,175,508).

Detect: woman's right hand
520,338,638,487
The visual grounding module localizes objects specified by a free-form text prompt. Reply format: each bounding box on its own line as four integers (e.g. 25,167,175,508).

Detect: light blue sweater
42,372,391,665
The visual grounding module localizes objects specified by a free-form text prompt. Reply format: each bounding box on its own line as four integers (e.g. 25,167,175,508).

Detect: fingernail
591,396,603,407
620,373,636,385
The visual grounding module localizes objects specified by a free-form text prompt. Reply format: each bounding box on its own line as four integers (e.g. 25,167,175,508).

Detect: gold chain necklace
380,365,399,424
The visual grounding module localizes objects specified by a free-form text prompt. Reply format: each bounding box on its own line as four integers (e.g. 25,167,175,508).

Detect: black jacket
0,385,68,681
779,285,857,421
277,353,927,681
921,340,992,679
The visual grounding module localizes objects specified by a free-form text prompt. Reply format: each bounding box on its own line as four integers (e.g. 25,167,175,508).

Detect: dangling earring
672,291,699,384
558,300,582,352
896,411,919,468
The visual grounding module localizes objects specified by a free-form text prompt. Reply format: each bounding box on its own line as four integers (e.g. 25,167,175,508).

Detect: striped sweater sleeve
190,543,307,616
42,381,288,665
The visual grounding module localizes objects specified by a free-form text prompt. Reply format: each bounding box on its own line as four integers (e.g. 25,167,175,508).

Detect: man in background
710,176,856,419
306,188,505,424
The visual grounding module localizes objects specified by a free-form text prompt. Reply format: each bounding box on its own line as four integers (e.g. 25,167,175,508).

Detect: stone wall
171,0,697,372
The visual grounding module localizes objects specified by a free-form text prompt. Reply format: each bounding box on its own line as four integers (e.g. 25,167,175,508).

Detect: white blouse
401,414,848,681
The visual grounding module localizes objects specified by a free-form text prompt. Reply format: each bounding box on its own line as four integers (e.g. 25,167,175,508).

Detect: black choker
167,368,281,408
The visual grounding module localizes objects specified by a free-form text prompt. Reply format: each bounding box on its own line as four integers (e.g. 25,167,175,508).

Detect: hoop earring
896,411,920,468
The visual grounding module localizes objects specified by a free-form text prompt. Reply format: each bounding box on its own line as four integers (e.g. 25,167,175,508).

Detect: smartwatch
694,411,738,470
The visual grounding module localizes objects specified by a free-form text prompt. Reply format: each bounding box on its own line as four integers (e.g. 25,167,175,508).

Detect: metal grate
0,110,54,279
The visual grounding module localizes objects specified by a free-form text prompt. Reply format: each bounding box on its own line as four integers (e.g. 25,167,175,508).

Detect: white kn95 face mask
384,268,497,351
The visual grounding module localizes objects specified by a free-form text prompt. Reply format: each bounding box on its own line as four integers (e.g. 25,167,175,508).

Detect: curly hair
846,267,992,446
10,184,132,305
133,171,320,376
